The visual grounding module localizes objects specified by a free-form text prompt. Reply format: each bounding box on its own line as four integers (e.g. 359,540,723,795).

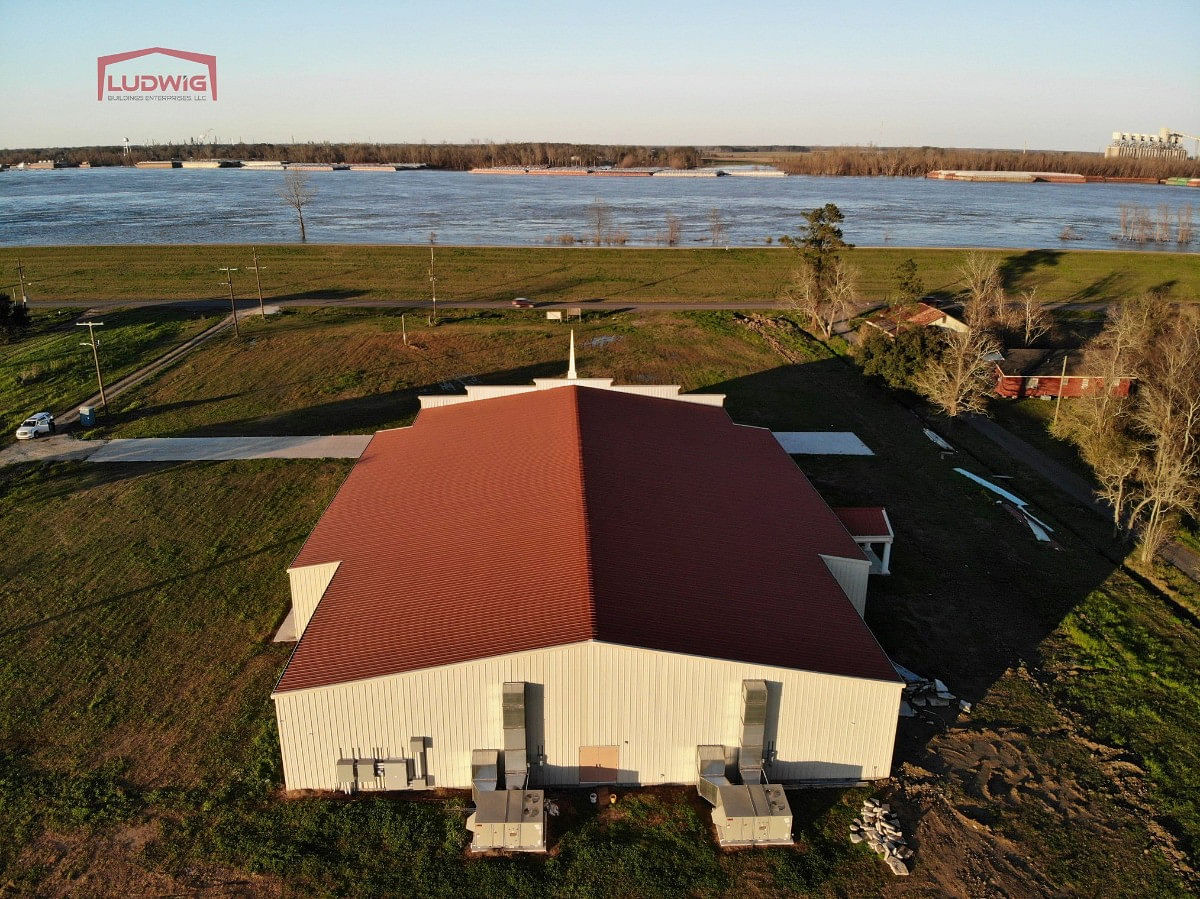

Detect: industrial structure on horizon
1105,127,1196,160
270,339,902,852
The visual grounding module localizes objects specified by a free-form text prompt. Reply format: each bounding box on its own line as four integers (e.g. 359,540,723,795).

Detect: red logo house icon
97,47,218,101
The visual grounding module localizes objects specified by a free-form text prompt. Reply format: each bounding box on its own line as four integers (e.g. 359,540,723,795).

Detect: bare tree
958,251,1004,330
665,212,682,247
589,198,612,247
708,208,725,247
279,170,315,242
1127,307,1200,563
914,328,1001,418
785,257,859,340
1014,287,1050,347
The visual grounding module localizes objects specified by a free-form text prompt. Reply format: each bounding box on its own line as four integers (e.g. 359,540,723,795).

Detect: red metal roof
275,386,898,693
833,507,892,540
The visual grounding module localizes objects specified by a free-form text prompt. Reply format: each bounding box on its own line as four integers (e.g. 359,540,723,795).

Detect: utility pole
401,313,407,346
77,321,107,409
247,250,266,317
218,267,240,337
16,258,28,306
1052,352,1069,427
428,233,438,326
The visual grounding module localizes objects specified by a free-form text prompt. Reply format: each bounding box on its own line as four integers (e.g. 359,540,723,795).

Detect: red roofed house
271,359,902,813
994,348,1134,399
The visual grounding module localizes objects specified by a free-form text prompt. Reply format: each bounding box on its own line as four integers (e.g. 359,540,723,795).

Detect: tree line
770,146,1200,180
0,142,703,170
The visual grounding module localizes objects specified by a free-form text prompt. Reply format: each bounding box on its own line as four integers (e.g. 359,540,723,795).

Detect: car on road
15,412,55,440
511,298,534,308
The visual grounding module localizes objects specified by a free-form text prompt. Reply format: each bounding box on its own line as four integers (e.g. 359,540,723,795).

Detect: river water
1,167,1196,251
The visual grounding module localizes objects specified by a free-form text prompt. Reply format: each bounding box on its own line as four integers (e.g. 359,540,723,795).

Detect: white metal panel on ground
819,555,871,616
273,641,901,791
772,433,874,455
288,562,341,637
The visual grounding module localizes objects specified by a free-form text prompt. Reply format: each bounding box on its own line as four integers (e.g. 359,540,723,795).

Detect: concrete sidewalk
87,435,373,462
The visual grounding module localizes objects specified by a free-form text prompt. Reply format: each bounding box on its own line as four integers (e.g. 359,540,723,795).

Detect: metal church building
271,356,902,831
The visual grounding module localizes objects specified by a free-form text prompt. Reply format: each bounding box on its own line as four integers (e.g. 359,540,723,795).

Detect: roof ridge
567,387,599,633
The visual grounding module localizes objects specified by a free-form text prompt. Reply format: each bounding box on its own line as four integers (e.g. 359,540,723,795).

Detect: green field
2,311,1197,894
3,244,1197,308
0,306,220,441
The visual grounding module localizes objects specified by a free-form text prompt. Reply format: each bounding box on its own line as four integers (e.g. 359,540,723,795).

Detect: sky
0,0,1197,151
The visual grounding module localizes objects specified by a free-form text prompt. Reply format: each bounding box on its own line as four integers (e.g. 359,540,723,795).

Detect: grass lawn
0,305,221,441
1,311,1196,894
3,244,1197,308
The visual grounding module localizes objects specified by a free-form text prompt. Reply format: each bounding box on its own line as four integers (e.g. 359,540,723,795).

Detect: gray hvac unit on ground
466,681,547,852
695,680,794,847
333,741,432,794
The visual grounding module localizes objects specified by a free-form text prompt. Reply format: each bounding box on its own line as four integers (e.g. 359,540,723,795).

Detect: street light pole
76,321,107,409
218,267,240,337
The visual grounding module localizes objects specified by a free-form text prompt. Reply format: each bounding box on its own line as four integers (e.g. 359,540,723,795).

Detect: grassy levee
2,244,1197,307
0,306,221,441
1,311,1197,893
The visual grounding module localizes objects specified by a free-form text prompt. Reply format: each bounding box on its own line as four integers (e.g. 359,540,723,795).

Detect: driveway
86,435,373,462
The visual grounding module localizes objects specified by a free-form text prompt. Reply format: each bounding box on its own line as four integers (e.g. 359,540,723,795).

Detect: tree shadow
998,249,1063,289
1062,271,1130,304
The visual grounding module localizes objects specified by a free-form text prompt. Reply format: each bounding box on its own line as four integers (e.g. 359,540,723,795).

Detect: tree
890,257,924,307
664,212,682,247
785,256,859,340
1014,287,1050,347
856,327,945,391
958,251,1004,330
1126,307,1200,563
279,170,315,242
779,204,857,339
1053,294,1158,532
589,198,612,246
780,203,852,292
0,292,31,341
707,208,725,247
914,328,1001,418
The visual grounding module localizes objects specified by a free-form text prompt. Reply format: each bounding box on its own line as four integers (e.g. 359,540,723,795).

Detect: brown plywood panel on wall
579,745,619,783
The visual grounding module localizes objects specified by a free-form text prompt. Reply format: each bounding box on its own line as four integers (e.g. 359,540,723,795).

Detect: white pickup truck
15,412,55,439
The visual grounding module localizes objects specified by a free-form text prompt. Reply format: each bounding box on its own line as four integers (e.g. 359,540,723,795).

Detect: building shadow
697,363,1119,768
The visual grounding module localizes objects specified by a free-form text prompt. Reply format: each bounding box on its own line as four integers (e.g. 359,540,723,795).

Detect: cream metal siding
273,641,900,791
287,561,341,637
419,380,725,409
819,554,871,616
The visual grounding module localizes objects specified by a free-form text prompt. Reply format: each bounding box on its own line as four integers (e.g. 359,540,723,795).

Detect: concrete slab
772,432,873,455
87,435,373,463
0,435,108,467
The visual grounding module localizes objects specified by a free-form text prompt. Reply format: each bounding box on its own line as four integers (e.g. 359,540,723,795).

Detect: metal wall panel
287,562,341,636
274,642,901,792
819,555,871,616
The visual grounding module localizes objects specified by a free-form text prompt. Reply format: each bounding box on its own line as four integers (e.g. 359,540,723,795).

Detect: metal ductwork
694,680,792,847
738,679,768,785
466,681,546,853
502,681,529,790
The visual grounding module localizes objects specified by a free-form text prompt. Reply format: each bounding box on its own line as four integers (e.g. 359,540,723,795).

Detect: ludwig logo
97,47,218,101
